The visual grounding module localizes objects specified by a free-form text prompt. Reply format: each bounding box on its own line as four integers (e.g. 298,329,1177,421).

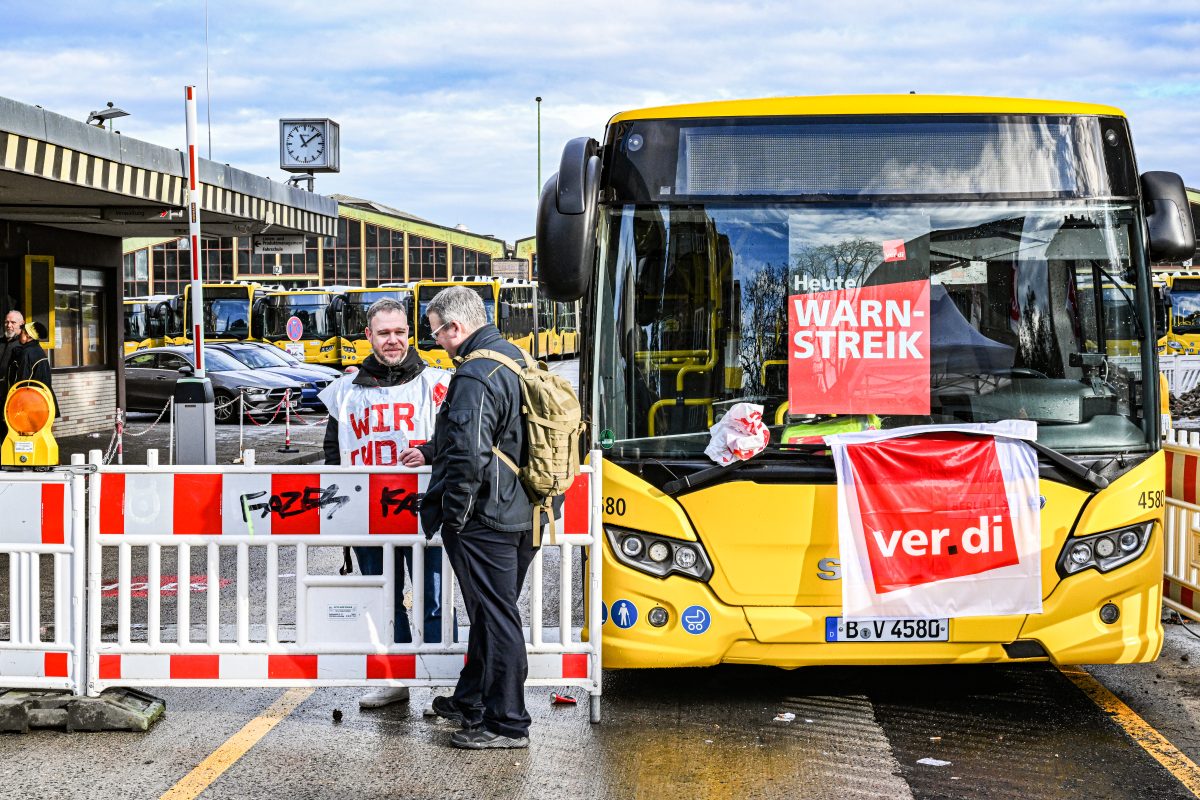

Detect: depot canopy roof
0,95,338,239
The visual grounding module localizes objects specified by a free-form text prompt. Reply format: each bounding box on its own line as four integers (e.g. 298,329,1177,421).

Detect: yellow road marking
159,688,313,800
1059,665,1200,797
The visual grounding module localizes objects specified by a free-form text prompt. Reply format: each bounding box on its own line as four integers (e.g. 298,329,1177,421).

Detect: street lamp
536,96,542,200
86,102,130,131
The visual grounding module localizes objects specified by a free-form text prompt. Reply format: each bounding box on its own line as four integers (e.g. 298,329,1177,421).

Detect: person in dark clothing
420,285,535,751
319,298,452,709
8,320,58,418
0,310,25,439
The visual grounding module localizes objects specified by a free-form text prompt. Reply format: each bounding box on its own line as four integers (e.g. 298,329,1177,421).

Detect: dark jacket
420,324,532,537
8,339,59,418
322,347,432,464
0,335,19,393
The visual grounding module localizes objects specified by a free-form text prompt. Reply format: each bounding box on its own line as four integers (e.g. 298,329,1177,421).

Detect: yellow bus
413,278,537,368
330,285,415,366
1159,271,1200,355
182,282,266,344
537,95,1194,669
254,289,339,365
122,295,178,355
536,295,582,359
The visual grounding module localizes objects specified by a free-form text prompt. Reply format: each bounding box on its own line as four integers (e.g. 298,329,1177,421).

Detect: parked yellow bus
181,282,265,344
536,295,582,359
413,278,537,368
122,295,178,355
1159,271,1200,355
254,289,339,365
330,285,414,366
537,95,1194,669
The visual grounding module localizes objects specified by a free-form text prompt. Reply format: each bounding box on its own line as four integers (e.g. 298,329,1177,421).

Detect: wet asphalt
2,629,1200,799
6,360,1200,798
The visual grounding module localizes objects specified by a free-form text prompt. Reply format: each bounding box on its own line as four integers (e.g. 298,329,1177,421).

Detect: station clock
279,118,340,173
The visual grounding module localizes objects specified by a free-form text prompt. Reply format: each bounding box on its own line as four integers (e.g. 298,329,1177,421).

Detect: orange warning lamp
3,380,58,466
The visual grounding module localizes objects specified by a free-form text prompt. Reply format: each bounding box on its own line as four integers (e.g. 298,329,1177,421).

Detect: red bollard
278,389,299,453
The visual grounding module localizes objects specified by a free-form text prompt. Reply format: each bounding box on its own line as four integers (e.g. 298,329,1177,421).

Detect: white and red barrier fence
0,454,604,721
1163,428,1200,622
0,467,87,693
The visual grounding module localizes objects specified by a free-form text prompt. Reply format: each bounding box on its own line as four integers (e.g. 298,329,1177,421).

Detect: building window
321,218,363,285
408,235,447,281
52,267,108,369
123,250,149,297
452,246,492,278
364,224,407,285
152,239,191,298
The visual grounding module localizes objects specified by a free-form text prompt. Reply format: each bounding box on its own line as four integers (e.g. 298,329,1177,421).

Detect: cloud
2,1,1200,241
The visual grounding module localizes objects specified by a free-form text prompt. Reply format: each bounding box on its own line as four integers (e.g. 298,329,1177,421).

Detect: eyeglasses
430,320,451,339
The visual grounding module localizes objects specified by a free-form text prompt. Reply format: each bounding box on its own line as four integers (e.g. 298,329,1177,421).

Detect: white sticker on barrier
124,474,174,535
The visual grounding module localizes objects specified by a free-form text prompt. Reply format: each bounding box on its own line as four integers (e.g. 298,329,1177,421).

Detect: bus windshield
416,284,496,348
342,291,408,340
1171,281,1200,335
595,201,1152,458
124,307,148,340
264,295,331,339
206,298,251,339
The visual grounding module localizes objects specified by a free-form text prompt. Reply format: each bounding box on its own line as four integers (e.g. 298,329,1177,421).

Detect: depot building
121,194,513,297
0,94,338,437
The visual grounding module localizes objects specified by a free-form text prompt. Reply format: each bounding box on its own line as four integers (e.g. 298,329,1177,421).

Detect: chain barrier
123,397,175,438
243,396,287,427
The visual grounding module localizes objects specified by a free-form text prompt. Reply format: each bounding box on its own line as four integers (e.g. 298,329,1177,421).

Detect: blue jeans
353,545,452,643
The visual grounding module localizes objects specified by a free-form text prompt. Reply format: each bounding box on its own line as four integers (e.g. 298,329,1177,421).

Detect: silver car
124,346,303,423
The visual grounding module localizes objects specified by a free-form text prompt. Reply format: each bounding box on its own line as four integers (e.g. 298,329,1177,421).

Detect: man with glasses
420,286,536,750
319,297,452,709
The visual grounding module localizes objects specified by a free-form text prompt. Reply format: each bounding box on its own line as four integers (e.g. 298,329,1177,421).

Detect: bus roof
608,95,1126,124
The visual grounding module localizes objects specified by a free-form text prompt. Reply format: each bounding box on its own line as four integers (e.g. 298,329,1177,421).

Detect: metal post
175,85,217,464
116,408,124,465
278,389,298,453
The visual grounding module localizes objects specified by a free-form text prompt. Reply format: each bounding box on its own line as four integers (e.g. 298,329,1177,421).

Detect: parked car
123,346,303,423
211,342,339,410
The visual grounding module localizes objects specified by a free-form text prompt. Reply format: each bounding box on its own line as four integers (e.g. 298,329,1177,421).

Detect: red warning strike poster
787,279,931,414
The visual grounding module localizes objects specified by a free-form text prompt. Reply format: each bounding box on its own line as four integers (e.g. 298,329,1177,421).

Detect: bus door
634,217,728,437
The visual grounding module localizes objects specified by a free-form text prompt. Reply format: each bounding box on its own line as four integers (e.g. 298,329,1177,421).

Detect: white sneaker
359,686,411,709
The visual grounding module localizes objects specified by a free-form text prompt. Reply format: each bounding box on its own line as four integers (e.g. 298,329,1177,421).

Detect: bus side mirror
536,137,600,301
1154,284,1168,340
250,299,265,339
1142,171,1196,262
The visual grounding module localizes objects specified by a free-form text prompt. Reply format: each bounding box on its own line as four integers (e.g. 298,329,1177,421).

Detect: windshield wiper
662,443,828,496
1026,439,1109,492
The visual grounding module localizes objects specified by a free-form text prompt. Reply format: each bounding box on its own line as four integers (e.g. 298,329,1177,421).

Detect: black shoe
430,695,470,727
450,728,529,750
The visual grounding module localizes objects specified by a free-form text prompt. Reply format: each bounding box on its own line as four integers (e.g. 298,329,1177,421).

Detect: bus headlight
1057,522,1153,578
604,525,714,582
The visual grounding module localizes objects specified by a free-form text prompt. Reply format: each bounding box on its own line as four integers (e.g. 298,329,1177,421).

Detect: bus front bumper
601,534,1163,669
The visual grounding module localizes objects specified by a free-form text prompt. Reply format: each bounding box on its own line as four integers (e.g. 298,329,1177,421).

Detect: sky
2,1,1199,246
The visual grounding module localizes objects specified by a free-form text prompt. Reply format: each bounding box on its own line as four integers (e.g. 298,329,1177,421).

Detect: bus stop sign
285,316,303,342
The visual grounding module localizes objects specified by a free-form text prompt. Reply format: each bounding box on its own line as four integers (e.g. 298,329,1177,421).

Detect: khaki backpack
456,348,584,546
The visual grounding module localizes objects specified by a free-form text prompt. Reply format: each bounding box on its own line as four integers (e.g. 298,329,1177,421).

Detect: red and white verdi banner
826,421,1042,620
788,279,931,415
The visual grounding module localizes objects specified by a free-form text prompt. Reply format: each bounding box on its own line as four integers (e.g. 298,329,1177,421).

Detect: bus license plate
825,617,949,642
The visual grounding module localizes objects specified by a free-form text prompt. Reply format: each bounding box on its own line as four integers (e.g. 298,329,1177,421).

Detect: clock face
284,123,325,165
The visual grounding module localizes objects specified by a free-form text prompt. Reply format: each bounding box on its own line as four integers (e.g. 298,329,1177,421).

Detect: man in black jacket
421,285,534,750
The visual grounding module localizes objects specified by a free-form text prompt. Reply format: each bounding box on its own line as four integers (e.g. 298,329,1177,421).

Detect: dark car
210,342,340,409
123,346,304,423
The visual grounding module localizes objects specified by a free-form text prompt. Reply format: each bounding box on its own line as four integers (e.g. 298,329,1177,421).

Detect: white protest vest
318,367,451,466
